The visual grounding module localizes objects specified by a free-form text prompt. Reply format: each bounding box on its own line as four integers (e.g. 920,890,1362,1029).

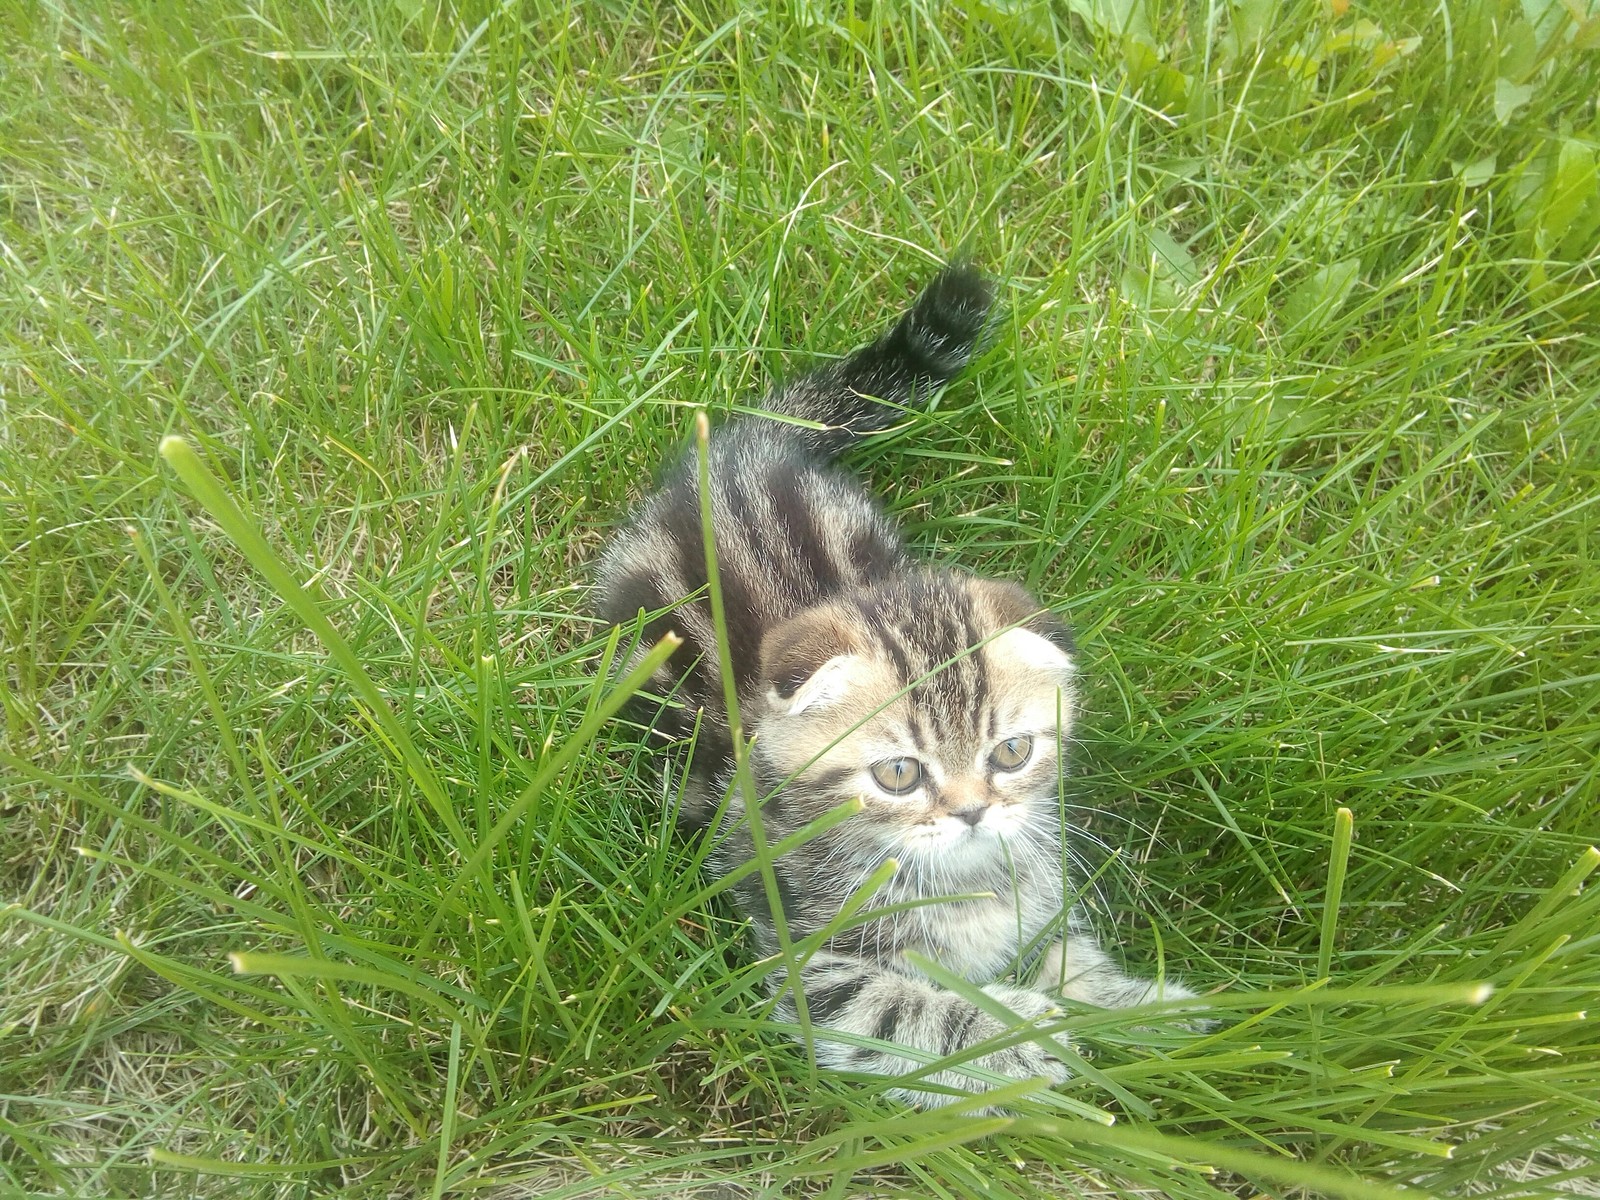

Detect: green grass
3,0,1599,1195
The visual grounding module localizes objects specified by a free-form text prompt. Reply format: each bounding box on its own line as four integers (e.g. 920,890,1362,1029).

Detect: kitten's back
594,266,995,790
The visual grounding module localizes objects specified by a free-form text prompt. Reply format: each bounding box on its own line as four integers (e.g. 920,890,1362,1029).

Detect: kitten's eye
990,735,1033,771
870,757,923,795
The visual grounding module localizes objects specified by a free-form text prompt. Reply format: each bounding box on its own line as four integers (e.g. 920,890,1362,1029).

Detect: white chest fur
909,891,1053,982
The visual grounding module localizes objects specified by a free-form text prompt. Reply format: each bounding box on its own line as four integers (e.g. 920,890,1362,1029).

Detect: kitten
595,265,1195,1106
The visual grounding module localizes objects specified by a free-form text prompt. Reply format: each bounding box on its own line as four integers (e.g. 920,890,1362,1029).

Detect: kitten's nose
951,803,987,827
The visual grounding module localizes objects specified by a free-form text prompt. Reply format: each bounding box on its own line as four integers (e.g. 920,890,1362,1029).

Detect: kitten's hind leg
781,953,1072,1110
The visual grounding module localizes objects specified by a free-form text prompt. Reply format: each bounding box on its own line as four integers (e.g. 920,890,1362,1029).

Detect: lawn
3,0,1599,1196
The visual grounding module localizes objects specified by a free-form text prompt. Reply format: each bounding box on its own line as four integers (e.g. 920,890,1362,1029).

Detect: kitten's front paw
889,1030,1070,1113
967,1029,1073,1090
1133,976,1196,1005
1124,977,1218,1033
908,988,1074,1109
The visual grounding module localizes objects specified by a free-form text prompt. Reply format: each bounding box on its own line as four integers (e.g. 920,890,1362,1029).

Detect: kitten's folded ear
760,604,864,714
974,579,1076,654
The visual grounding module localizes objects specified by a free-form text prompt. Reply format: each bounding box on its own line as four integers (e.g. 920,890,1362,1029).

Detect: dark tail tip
761,262,998,455
889,262,996,381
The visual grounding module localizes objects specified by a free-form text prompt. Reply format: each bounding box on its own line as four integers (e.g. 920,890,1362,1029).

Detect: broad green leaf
1454,154,1498,187
1223,0,1279,62
1522,0,1569,42
1151,63,1192,106
1512,147,1555,228
1282,257,1361,333
1123,37,1190,106
1064,0,1152,43
1146,227,1201,288
1121,264,1182,311
968,0,1056,49
1325,17,1384,53
1499,20,1540,79
1540,138,1600,261
1123,231,1200,315
1373,34,1421,70
1494,77,1536,124
1282,40,1323,83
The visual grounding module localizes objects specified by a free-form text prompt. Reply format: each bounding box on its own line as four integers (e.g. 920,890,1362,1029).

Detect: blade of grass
157,435,468,846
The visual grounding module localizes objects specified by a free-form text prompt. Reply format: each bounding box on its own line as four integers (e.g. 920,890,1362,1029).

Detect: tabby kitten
595,265,1194,1105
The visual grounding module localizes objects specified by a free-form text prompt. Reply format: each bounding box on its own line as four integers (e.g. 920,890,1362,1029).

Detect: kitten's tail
763,263,995,456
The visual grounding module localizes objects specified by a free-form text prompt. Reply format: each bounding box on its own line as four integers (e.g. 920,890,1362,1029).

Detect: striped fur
595,266,1195,1108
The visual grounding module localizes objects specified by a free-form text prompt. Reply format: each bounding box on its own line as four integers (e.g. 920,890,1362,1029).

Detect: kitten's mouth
948,821,1004,848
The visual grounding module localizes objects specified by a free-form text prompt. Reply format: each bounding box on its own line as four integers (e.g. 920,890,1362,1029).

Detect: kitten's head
750,570,1075,870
